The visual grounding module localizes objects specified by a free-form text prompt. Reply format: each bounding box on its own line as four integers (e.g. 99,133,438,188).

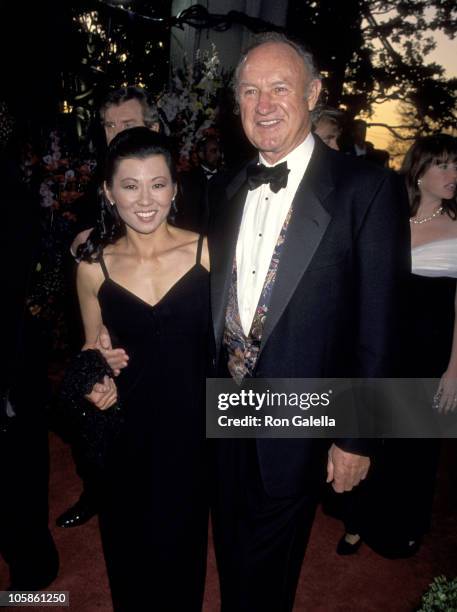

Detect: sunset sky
366,30,457,162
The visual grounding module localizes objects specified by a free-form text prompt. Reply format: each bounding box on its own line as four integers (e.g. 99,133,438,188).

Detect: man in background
342,118,390,167
0,101,59,590
174,135,223,233
71,86,161,254
312,105,344,150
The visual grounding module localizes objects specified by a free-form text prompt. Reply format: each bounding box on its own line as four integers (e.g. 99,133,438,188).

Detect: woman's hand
85,375,118,411
434,370,457,414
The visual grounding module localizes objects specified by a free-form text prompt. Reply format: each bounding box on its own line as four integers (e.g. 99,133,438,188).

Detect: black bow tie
246,161,289,193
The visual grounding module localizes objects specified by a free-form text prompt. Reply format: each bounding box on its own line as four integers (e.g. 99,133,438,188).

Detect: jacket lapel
260,142,334,352
210,142,336,359
210,165,250,359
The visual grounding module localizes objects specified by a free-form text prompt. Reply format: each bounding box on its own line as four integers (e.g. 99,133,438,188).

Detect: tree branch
367,122,417,140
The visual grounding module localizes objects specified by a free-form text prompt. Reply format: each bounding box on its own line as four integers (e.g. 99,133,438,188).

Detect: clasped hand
84,325,129,411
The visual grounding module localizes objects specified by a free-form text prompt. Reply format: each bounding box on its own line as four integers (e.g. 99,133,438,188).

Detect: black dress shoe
336,534,362,555
56,496,97,528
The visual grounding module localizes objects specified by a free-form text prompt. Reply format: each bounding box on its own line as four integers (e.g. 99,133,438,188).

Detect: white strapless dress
411,238,457,278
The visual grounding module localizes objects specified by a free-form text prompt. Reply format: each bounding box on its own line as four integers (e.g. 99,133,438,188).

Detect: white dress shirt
236,134,315,335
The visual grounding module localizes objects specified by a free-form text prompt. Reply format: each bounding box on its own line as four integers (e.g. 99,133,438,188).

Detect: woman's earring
109,200,115,207
170,195,177,217
417,178,422,187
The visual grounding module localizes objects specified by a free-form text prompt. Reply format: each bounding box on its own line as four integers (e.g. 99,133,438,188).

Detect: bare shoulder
102,242,120,258
171,226,199,245
169,227,210,270
77,258,105,293
169,226,200,254
449,216,457,236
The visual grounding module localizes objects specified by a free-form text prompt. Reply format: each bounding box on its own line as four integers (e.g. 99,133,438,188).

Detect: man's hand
326,444,370,493
95,325,129,376
70,228,93,258
85,375,118,410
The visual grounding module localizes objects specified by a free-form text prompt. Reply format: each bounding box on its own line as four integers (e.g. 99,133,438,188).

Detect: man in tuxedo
173,135,223,233
0,102,58,589
207,33,409,611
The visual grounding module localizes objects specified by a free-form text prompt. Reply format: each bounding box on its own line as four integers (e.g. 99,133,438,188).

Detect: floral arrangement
157,44,230,170
24,129,97,353
37,129,96,210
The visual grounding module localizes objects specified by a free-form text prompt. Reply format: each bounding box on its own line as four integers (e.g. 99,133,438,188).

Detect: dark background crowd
0,1,455,357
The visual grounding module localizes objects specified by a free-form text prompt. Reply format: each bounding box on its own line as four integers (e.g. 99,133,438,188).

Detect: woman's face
105,154,176,234
419,158,457,203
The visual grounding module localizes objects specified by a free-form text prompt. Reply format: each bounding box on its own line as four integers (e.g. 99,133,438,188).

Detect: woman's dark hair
77,127,176,262
400,134,457,219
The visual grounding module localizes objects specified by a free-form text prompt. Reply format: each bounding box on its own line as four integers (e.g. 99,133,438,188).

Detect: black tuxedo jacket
174,166,211,234
208,139,410,497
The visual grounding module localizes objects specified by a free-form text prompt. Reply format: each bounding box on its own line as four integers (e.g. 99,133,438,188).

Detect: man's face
353,121,367,145
201,140,221,170
314,118,341,151
102,98,146,144
237,42,321,165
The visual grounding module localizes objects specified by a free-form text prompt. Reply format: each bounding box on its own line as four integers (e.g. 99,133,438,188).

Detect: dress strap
196,234,204,265
99,255,110,280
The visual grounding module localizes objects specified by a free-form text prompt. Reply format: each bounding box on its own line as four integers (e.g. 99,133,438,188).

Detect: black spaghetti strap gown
96,236,210,611
360,272,455,557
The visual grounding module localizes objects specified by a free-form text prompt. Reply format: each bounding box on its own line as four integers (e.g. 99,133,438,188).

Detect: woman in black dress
404,134,457,399
335,134,457,558
396,134,457,544
76,128,210,611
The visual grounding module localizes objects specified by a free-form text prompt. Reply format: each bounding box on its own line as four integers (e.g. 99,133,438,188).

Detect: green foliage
69,5,171,96
417,575,457,611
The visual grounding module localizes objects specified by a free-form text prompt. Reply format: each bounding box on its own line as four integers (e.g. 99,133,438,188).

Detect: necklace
410,206,444,225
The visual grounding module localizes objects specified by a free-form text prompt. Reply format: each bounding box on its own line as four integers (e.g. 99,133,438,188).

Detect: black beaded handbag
59,349,124,471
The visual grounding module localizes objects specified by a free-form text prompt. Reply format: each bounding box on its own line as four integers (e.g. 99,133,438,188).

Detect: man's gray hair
233,32,321,102
311,105,344,128
99,86,159,129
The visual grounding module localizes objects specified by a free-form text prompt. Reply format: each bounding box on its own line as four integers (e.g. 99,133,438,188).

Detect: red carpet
1,436,456,611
